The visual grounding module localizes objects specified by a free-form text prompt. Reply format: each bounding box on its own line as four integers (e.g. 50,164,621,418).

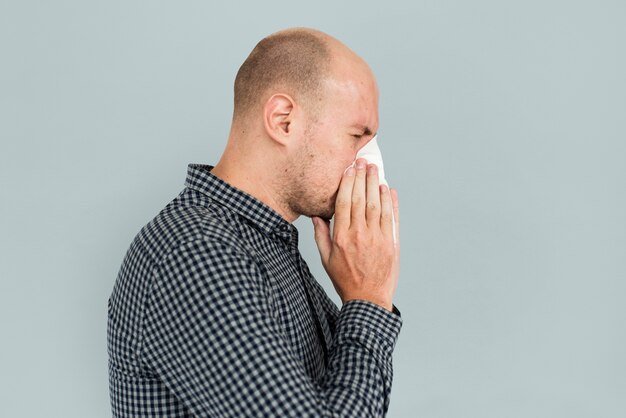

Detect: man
108,27,402,417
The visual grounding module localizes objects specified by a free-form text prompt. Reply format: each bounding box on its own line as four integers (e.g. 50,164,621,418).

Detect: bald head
233,28,340,122
214,28,379,222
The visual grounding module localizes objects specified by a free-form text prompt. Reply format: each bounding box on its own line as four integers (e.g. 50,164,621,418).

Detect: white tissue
347,134,397,243
354,135,388,186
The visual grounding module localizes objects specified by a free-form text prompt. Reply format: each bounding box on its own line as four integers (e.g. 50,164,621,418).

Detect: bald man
108,28,402,418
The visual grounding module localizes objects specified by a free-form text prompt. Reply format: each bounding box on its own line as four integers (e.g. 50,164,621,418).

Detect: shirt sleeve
142,238,403,418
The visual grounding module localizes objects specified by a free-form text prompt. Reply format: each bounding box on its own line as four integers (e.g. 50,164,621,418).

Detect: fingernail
345,167,355,176
356,159,366,169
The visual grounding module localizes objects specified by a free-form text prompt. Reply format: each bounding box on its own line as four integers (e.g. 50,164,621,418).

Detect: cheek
342,150,358,171
309,142,356,187
330,159,353,189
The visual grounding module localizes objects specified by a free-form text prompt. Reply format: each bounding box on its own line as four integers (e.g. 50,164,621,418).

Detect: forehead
322,75,379,128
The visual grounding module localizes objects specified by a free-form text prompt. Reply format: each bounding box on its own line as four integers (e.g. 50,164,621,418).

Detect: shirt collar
184,164,294,242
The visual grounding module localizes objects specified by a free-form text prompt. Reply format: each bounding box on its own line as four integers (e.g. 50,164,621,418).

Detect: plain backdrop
1,1,624,417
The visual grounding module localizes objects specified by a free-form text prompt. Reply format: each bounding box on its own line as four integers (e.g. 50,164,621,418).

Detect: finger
365,163,381,227
312,216,332,266
333,165,356,235
380,184,394,241
351,158,367,226
391,188,400,248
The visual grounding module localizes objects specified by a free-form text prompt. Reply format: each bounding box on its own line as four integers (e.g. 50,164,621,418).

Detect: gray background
1,1,624,417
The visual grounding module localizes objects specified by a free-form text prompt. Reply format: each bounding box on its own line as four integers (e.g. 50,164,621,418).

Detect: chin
321,192,339,221
296,190,337,221
303,207,333,222
301,201,334,222
318,212,334,223
316,202,336,222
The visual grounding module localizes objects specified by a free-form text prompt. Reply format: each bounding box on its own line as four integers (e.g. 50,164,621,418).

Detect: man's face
288,68,379,220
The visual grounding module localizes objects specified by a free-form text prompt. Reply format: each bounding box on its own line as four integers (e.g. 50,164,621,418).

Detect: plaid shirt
107,164,403,417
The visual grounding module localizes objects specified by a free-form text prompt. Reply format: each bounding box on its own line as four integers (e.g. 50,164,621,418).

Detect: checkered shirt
107,164,403,417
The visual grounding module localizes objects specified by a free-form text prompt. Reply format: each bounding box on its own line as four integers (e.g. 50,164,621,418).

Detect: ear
263,94,296,146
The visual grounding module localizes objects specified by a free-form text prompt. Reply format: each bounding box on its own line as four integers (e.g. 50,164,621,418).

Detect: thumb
312,217,331,264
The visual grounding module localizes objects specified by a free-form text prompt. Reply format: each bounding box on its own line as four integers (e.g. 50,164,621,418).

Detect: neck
211,136,298,223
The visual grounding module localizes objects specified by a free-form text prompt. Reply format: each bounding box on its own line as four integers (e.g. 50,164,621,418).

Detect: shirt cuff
334,299,403,357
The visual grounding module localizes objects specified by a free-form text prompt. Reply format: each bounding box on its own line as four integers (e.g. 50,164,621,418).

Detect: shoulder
136,188,255,266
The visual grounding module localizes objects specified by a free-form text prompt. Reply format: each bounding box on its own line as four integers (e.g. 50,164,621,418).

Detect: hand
312,158,400,311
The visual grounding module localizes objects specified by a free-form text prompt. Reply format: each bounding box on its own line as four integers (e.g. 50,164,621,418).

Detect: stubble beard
285,157,337,221
290,189,336,221
284,127,337,221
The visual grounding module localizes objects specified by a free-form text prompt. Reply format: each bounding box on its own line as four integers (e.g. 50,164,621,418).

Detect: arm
141,239,401,418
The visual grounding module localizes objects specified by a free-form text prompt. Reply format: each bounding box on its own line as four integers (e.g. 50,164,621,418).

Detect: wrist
343,297,393,312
